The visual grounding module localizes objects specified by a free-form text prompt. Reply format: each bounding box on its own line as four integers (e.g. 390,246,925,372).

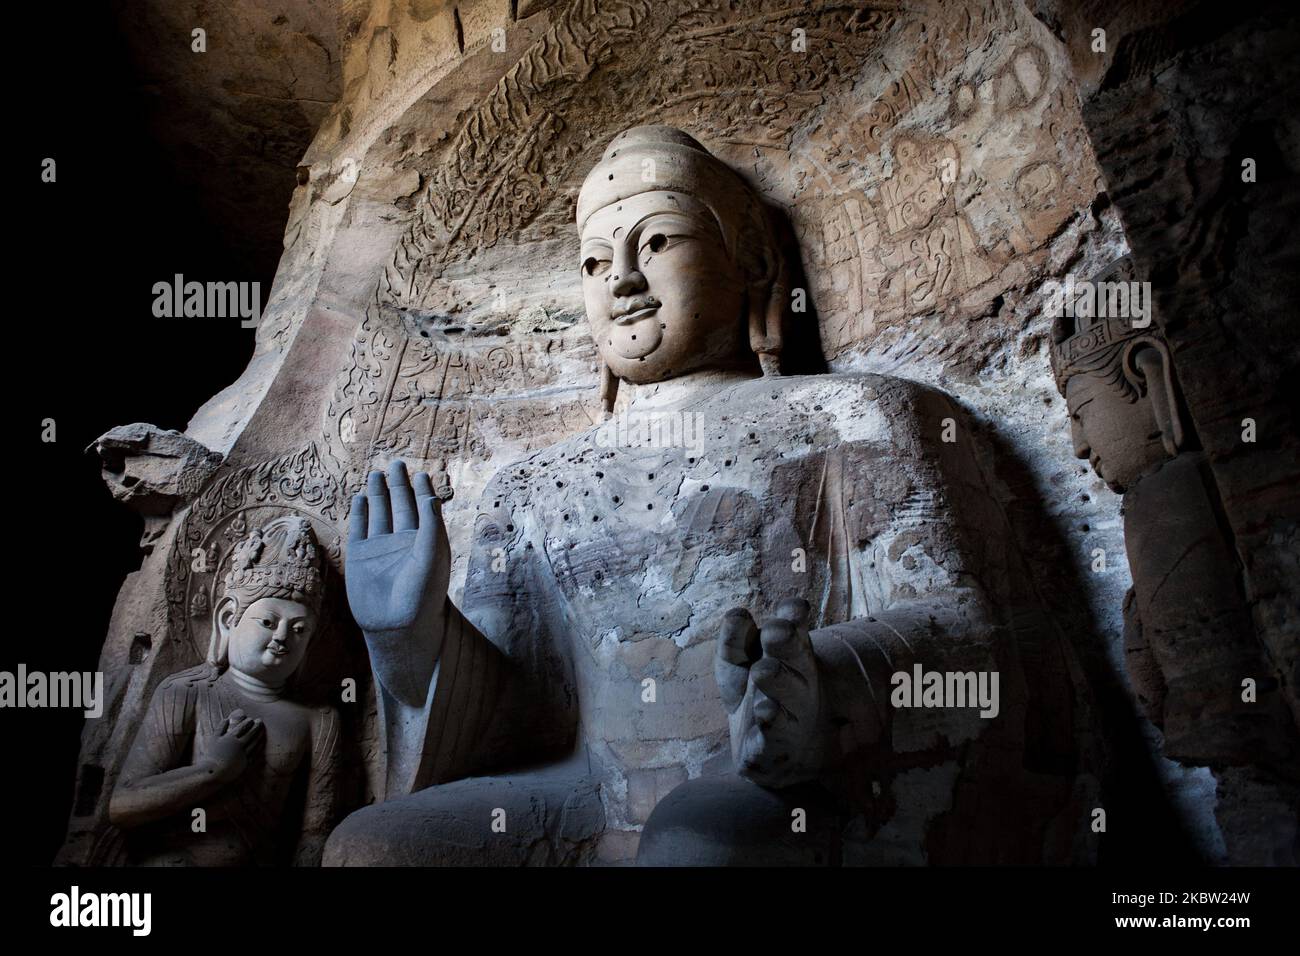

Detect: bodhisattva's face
580,190,750,385
1066,373,1169,494
221,596,317,684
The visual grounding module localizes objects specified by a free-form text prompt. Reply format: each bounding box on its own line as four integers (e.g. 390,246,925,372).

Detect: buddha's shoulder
477,373,954,502
719,371,945,405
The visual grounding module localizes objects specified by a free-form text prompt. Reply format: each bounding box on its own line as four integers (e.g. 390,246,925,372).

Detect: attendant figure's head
1051,259,1186,493
577,126,787,411
208,516,325,690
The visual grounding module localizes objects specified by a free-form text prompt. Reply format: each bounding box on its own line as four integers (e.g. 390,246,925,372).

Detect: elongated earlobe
1134,345,1185,457
600,360,619,419
208,597,237,668
748,247,788,376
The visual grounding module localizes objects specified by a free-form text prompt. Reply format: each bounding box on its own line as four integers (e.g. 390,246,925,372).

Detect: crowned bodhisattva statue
1052,266,1299,863
324,126,1090,865
110,517,342,865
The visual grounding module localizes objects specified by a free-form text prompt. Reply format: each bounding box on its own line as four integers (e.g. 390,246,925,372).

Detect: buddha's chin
611,355,673,385
608,314,663,361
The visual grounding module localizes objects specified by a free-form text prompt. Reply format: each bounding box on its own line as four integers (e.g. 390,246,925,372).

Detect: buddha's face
580,190,749,384
1066,373,1169,493
221,596,317,684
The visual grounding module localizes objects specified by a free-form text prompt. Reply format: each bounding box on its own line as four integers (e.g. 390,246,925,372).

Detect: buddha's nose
610,242,646,296
1070,417,1090,460
611,268,647,297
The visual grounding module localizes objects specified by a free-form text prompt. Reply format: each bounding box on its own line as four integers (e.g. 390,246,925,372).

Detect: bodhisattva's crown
1048,256,1164,397
1050,314,1155,391
223,515,324,611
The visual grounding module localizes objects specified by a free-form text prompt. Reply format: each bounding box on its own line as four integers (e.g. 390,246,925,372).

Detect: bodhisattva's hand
715,597,826,788
346,460,452,638
206,710,264,784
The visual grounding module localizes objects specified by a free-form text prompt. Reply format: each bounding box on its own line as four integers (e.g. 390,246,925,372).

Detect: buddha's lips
611,297,660,322
615,306,658,324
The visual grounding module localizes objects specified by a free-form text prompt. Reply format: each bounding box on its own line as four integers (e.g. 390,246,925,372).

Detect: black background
8,4,272,867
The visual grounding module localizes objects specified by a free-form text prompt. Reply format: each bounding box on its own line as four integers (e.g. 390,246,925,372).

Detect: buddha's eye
646,233,667,253
292,623,307,635
258,618,275,629
582,256,611,277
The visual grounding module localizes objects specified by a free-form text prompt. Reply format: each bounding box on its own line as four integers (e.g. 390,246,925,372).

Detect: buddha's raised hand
345,461,452,697
714,597,827,788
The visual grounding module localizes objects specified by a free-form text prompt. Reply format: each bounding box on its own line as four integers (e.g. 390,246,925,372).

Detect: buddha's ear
207,596,238,667
748,243,787,376
1132,343,1185,457
599,360,619,419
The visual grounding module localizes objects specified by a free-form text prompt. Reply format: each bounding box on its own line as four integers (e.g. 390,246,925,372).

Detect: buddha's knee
323,772,603,866
637,774,841,866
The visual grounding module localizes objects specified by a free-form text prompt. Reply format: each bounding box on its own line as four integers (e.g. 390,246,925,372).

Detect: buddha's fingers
751,619,814,711
718,608,760,666
716,607,760,712
759,617,814,672
348,493,368,543
411,469,435,506
366,470,392,537
412,472,445,560
387,460,418,533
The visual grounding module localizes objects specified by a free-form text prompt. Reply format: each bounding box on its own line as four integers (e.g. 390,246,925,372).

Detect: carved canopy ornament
166,444,345,662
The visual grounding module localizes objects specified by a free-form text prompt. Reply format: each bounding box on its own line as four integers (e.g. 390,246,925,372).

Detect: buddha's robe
327,372,1090,865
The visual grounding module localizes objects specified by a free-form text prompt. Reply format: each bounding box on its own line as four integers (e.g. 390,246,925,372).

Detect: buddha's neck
624,368,757,412
227,667,287,701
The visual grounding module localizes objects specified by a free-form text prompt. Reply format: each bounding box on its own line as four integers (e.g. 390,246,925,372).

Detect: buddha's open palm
345,460,451,637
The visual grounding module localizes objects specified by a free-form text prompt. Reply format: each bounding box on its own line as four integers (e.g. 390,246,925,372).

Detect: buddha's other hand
345,460,452,637
207,709,264,783
715,597,826,788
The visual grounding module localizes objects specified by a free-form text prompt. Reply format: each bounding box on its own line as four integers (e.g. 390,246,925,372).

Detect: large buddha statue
324,126,1090,865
